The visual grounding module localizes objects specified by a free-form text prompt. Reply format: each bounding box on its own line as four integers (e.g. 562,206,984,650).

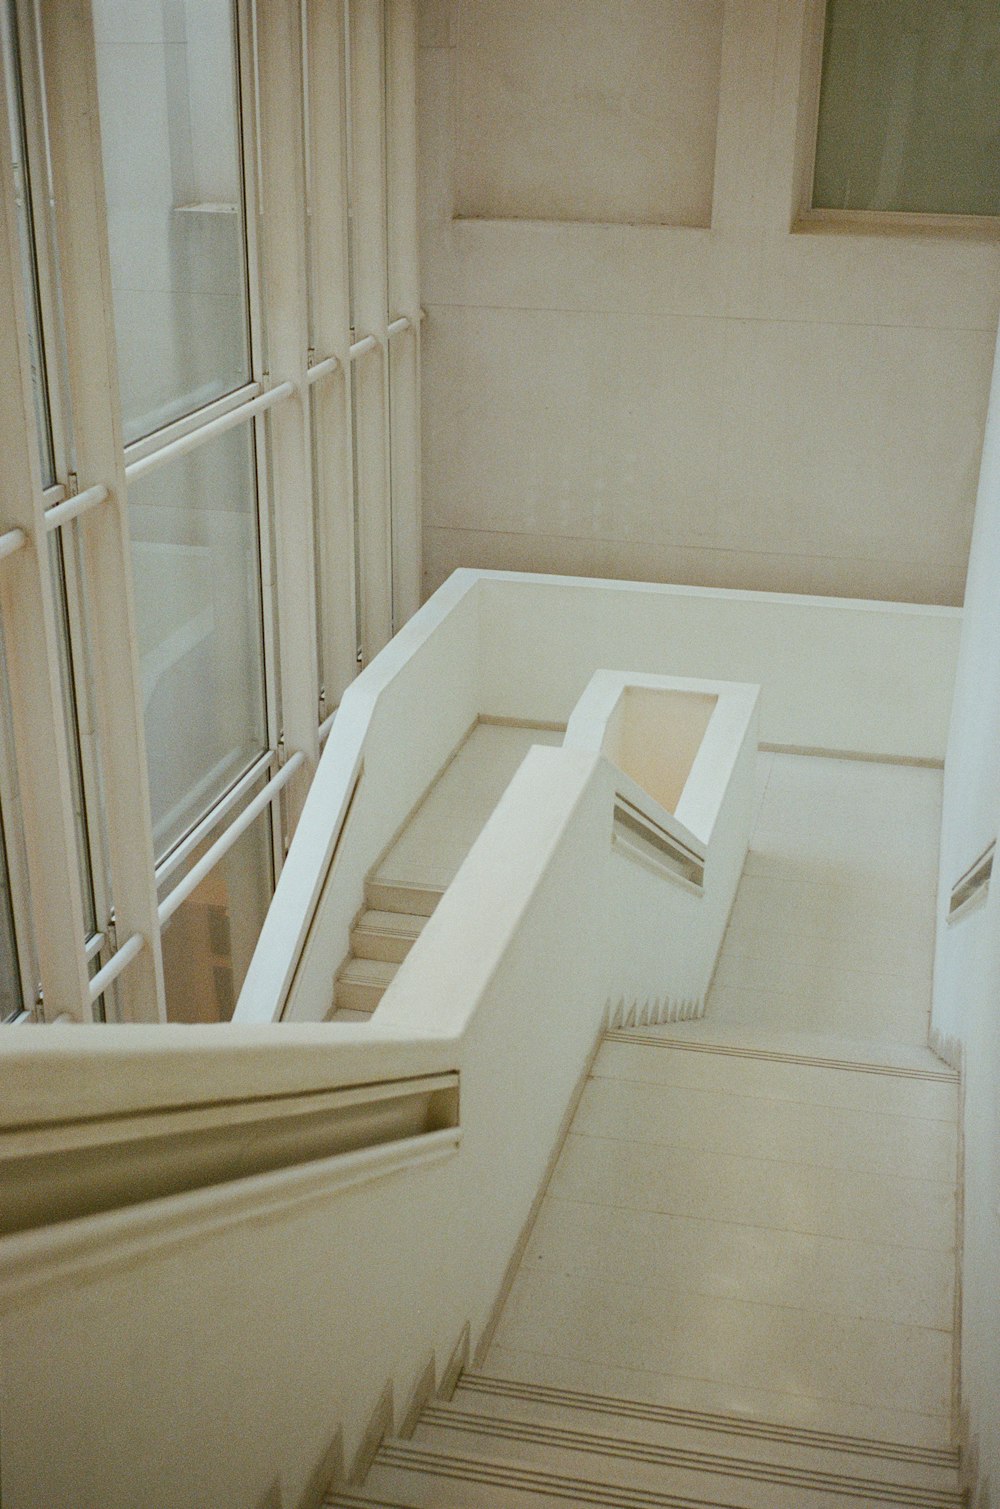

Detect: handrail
948,839,994,924
44,482,108,531
125,380,295,483
612,791,705,890
88,931,145,1004
158,751,306,925
306,353,339,385
154,750,276,888
0,1069,459,1239
349,333,379,360
0,527,26,560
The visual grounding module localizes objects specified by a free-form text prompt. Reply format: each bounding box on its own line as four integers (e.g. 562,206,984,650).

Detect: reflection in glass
814,0,1000,216
159,807,272,1023
127,423,267,858
2,0,53,482
92,0,251,441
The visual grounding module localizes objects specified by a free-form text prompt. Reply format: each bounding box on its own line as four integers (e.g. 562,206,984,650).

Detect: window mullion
0,54,93,1022
255,0,320,830
385,0,422,630
349,0,393,662
37,0,166,1022
307,0,359,710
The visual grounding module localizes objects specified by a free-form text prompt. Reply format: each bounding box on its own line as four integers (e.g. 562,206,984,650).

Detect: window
0,0,421,1024
813,0,1000,218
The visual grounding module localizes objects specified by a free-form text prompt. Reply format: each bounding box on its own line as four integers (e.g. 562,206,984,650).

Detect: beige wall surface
418,0,1000,606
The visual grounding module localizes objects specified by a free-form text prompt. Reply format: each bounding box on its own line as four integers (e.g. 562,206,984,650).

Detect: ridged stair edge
374,1440,771,1507
418,1404,962,1506
458,1375,960,1468
606,1032,958,1083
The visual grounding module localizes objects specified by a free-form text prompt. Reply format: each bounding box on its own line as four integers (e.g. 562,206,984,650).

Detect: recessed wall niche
454,0,726,227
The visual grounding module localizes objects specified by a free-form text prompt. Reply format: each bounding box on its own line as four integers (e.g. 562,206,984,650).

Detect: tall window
0,0,421,1025
813,0,1000,218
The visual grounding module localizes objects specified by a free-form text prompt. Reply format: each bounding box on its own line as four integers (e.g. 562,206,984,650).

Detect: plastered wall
931,320,1000,1503
418,0,1000,606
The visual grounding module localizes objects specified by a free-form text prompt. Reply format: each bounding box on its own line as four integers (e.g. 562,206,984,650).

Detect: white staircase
330,722,562,1021
332,893,439,1019
328,1373,964,1506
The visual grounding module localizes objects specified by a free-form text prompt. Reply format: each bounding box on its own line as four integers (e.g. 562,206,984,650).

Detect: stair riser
351,930,417,965
446,1390,960,1491
408,1426,959,1509
365,881,442,918
334,980,386,1014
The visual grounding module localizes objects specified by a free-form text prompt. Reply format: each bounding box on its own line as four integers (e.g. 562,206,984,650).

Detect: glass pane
92,0,251,441
813,0,1000,216
0,803,23,1021
127,423,267,857
1,0,54,482
49,536,99,935
159,807,272,1023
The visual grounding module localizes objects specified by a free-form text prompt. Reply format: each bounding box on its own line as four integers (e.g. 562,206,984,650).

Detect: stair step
351,909,428,963
334,957,397,1014
410,1407,963,1507
452,1374,960,1490
326,1490,420,1509
365,878,444,918
363,1437,964,1509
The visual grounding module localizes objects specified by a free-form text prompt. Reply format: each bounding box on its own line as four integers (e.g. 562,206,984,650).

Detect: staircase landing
329,751,962,1504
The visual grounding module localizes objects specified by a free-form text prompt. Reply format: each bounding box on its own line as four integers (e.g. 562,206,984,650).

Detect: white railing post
350,0,394,662
385,0,423,629
37,0,166,1022
307,0,360,710
255,0,320,827
0,53,93,1022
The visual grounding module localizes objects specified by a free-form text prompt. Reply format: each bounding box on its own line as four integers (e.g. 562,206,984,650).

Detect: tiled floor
483,753,960,1449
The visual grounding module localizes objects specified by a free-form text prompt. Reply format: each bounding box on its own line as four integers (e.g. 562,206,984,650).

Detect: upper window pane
128,422,268,858
2,0,54,483
92,0,251,442
813,0,1000,217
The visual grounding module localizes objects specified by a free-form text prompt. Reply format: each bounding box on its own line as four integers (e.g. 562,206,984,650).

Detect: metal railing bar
386,315,410,339
614,793,704,867
43,483,109,531
158,752,306,926
84,931,106,964
123,382,260,470
124,381,296,484
305,354,339,385
154,750,277,888
349,333,378,361
42,482,66,507
948,838,994,924
88,932,145,1004
0,528,27,561
319,706,337,743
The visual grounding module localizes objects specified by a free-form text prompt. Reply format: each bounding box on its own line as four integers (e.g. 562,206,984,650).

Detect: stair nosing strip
417,1406,961,1505
606,1033,958,1083
458,1375,959,1466
375,1442,756,1508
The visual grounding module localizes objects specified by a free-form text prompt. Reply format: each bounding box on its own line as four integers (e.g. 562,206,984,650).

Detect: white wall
418,0,1000,606
477,573,960,762
931,320,1000,1502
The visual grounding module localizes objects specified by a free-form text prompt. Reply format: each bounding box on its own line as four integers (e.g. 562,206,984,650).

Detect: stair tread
456,1374,960,1469
364,1437,961,1509
337,958,398,986
413,1406,963,1504
354,910,428,938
